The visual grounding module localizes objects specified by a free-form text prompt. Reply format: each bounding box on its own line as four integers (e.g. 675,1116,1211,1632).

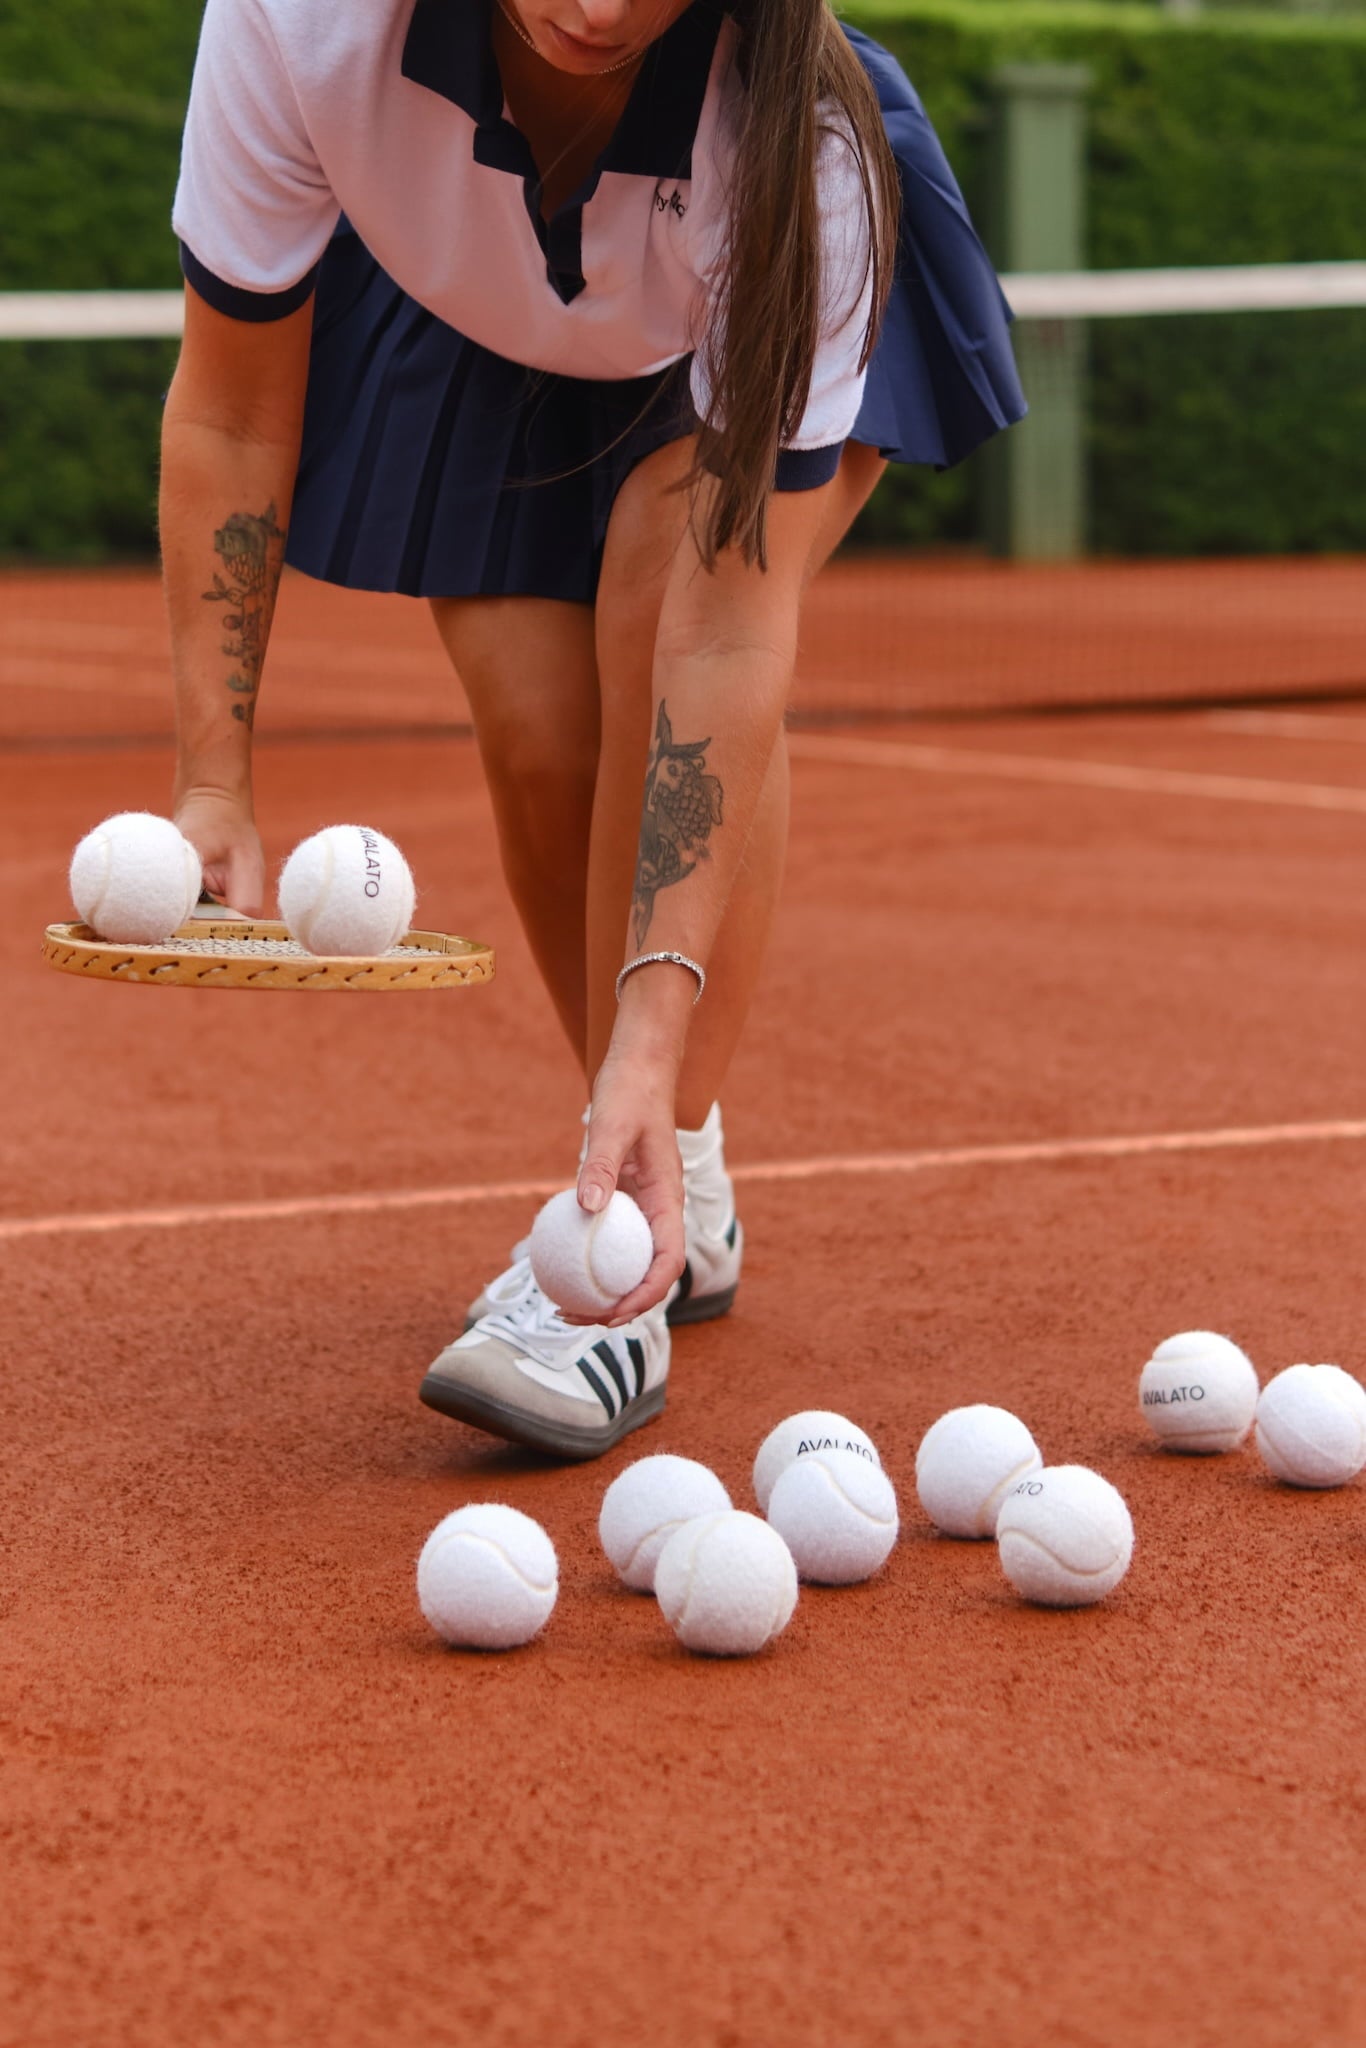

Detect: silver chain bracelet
615,950,706,1005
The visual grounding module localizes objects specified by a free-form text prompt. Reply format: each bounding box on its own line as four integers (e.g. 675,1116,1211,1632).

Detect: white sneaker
420,1258,670,1460
464,1103,743,1332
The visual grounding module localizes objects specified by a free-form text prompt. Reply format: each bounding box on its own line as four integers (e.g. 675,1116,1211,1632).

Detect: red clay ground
4,565,1366,2047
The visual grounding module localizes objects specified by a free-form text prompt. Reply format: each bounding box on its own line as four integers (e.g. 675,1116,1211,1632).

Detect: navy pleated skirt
287,25,1025,601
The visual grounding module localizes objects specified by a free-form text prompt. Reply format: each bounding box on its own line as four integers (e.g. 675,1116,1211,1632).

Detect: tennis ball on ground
416,1503,557,1649
995,1466,1134,1608
1139,1330,1259,1453
1254,1363,1366,1489
915,1405,1043,1539
69,812,202,943
766,1446,899,1584
528,1187,653,1319
751,1410,880,1515
278,823,415,956
599,1454,732,1590
654,1510,798,1656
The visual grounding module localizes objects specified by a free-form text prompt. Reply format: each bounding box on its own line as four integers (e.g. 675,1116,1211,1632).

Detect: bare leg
429,595,599,1065
587,438,887,1126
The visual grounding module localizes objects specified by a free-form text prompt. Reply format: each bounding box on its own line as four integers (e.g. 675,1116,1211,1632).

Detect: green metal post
983,64,1091,560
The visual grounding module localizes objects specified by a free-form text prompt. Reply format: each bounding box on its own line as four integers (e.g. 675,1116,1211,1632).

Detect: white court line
787,732,1366,814
1206,711,1366,745
4,1117,1366,1245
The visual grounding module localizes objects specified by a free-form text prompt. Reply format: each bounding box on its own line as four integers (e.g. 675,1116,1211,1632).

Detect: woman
164,0,1023,1459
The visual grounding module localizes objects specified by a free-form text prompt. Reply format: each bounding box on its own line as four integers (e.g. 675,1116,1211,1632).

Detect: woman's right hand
174,784,266,916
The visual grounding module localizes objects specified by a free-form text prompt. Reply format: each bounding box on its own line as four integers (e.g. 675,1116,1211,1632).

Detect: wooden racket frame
42,919,494,993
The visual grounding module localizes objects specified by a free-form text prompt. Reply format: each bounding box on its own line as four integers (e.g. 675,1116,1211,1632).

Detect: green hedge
844,0,1366,551
3,1,1366,559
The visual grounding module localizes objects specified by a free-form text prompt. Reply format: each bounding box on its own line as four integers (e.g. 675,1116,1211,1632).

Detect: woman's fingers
226,841,266,917
571,1095,686,1322
576,1142,622,1217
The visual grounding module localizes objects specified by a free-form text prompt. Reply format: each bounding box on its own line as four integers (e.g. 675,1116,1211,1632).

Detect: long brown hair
688,1,900,568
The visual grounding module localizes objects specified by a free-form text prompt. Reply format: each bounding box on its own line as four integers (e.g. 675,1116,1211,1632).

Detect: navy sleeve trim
180,242,319,323
774,443,844,492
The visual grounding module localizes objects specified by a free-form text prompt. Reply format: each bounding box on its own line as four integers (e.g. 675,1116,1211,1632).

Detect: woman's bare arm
578,474,835,1317
160,287,313,911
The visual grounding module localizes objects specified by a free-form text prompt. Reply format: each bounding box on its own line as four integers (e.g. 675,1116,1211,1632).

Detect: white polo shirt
172,0,875,484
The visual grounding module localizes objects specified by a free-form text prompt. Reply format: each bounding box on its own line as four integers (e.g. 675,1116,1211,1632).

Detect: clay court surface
5,558,1366,2046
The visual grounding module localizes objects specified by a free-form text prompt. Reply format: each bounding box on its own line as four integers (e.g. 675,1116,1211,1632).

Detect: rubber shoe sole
666,1275,739,1326
417,1370,667,1460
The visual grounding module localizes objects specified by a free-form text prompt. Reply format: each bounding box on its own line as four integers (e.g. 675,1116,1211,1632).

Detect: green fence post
983,64,1091,560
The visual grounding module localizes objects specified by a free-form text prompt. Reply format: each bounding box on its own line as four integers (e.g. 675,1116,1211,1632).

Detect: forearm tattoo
631,700,724,949
202,502,286,729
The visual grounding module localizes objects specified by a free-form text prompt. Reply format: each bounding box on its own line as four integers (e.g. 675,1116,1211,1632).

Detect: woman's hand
174,785,266,915
573,1046,687,1325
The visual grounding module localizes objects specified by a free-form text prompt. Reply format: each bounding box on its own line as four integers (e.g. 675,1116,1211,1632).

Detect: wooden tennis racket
44,905,493,993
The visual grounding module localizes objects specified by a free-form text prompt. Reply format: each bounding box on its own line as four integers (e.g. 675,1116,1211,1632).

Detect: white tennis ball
1254,1363,1366,1489
766,1446,899,1584
1139,1330,1259,1453
69,811,202,944
278,823,415,956
915,1404,1043,1539
751,1410,880,1515
528,1187,653,1319
416,1503,557,1649
995,1466,1134,1608
599,1454,732,1590
654,1510,798,1656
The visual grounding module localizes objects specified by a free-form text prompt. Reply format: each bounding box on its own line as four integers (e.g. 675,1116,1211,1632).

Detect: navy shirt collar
402,0,725,182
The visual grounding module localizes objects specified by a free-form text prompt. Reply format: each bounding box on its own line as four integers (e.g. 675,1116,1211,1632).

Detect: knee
476,697,599,814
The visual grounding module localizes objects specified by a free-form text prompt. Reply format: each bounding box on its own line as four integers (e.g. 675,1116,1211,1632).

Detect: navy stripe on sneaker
626,1336,645,1397
594,1339,630,1410
724,1215,738,1249
578,1354,617,1418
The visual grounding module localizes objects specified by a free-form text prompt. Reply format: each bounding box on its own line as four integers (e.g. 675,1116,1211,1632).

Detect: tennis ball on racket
416,1503,557,1649
751,1411,880,1515
914,1404,1042,1539
1254,1363,1366,1489
996,1466,1134,1608
278,823,415,956
766,1446,899,1584
1139,1330,1259,1453
654,1510,798,1656
69,811,202,944
599,1454,732,1590
528,1187,653,1318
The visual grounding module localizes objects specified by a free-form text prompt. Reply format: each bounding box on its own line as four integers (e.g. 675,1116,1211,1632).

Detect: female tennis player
164,0,1023,1457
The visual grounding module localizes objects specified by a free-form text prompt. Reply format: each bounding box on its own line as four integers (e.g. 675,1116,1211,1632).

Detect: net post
982,64,1092,561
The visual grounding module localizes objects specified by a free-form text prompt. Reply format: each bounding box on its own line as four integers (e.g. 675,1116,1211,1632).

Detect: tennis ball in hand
69,812,202,943
766,1446,899,1584
278,824,415,956
1254,1363,1366,1488
996,1466,1134,1608
751,1410,881,1515
599,1454,733,1590
417,1503,558,1649
528,1188,653,1318
915,1404,1043,1539
1139,1331,1260,1453
654,1510,798,1656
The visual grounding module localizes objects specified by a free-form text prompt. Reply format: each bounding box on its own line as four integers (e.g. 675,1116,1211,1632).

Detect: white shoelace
480,1253,579,1360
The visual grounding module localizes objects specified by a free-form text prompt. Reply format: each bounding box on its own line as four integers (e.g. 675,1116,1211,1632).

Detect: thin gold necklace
494,0,643,74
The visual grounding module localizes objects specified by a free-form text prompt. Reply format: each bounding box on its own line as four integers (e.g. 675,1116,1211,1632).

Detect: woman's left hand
573,1050,686,1325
